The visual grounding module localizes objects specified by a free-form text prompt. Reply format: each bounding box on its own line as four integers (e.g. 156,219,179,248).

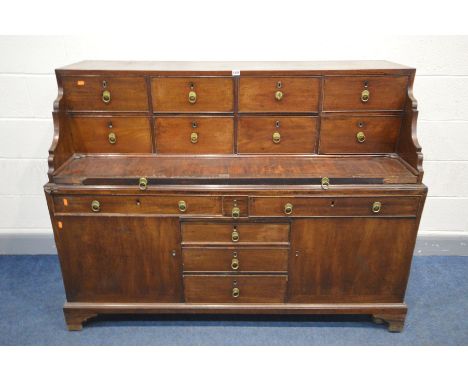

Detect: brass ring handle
232,207,240,219
188,90,197,104
190,132,198,144
361,89,370,103
231,229,239,242
231,258,239,270
178,200,187,212
275,90,283,101
232,287,240,298
321,177,330,190
102,90,111,104
138,177,148,190
372,201,382,213
356,131,366,143
272,131,281,144
284,203,293,215
108,132,117,144
91,200,100,212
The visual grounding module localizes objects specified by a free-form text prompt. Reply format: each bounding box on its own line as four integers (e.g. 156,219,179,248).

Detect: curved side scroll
397,72,424,182
47,74,74,182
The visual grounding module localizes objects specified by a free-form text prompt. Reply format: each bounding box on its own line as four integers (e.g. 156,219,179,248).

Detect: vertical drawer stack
320,76,409,154
151,77,235,154
238,76,320,154
62,76,153,153
181,217,290,303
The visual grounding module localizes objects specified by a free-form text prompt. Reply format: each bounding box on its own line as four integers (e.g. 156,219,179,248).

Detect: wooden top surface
57,61,414,75
54,155,418,185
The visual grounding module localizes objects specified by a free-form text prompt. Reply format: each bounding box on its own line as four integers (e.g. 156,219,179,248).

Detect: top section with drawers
49,61,423,186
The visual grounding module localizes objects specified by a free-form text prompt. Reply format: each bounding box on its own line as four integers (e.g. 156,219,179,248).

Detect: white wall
0,35,467,240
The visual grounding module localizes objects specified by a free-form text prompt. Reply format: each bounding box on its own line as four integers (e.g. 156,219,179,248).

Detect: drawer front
250,196,420,217
181,222,290,244
320,115,401,154
238,116,318,154
183,247,288,272
323,76,408,111
184,275,287,303
62,76,149,111
54,195,222,215
151,77,234,112
155,117,233,154
70,116,152,153
239,77,320,112
222,196,249,218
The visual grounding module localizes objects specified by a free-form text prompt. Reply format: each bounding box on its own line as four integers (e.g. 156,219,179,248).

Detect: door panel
288,218,418,303
56,216,182,302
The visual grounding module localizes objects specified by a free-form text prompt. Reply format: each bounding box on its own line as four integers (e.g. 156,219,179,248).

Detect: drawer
54,195,222,215
155,116,233,154
250,196,420,217
184,275,287,303
62,76,149,112
238,116,318,154
239,77,320,112
183,247,288,272
320,115,401,154
151,77,233,112
323,76,408,111
181,222,290,245
222,196,249,218
70,116,152,153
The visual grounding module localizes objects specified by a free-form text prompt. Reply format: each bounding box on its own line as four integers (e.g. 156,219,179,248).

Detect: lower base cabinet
51,196,423,333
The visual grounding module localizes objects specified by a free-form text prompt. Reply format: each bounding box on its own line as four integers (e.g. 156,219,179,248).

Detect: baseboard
414,233,468,256
0,231,57,255
0,231,467,256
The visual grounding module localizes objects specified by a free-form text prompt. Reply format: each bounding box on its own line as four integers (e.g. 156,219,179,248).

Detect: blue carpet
0,255,467,345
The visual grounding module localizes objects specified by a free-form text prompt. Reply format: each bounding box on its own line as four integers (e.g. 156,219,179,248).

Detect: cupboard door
55,216,182,302
288,218,418,303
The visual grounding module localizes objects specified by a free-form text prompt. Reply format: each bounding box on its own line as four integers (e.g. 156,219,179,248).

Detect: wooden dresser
44,61,426,332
